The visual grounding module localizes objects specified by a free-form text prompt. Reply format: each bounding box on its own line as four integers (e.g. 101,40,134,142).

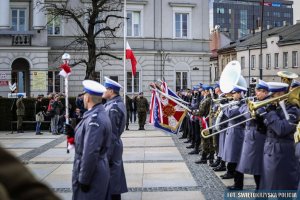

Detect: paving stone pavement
0,122,255,200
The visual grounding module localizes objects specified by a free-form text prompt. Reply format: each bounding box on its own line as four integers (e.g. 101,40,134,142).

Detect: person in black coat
125,95,133,130
35,96,46,135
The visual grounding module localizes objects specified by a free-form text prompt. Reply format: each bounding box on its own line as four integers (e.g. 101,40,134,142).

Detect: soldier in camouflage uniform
136,92,149,130
195,85,214,164
16,94,25,133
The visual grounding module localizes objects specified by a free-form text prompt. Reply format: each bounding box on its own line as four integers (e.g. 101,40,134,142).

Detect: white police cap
104,76,122,92
82,80,106,96
232,85,247,93
256,79,269,91
267,82,289,93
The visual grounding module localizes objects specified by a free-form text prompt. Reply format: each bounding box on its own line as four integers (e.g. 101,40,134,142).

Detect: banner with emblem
150,83,189,134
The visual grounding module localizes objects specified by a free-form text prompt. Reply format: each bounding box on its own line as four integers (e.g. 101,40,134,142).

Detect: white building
0,0,210,98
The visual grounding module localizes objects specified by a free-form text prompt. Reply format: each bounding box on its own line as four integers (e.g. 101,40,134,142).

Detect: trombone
201,87,300,138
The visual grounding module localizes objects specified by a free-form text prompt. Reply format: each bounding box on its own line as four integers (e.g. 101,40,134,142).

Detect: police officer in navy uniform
236,80,269,190
70,80,112,200
186,85,201,150
221,85,246,187
103,77,128,200
259,82,300,190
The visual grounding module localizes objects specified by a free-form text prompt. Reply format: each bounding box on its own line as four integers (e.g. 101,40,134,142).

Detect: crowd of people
176,70,300,191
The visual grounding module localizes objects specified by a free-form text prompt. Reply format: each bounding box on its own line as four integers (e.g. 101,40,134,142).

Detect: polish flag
59,63,72,78
126,42,137,76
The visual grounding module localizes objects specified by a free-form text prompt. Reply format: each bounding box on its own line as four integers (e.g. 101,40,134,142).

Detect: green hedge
0,97,77,131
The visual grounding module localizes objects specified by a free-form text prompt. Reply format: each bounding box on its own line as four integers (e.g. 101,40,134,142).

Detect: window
174,13,189,38
110,76,118,82
274,53,279,68
292,51,298,68
176,72,188,91
127,72,140,93
273,12,280,17
283,52,288,68
11,9,27,31
251,55,256,70
284,13,291,18
241,57,245,69
274,21,281,27
47,14,61,35
217,8,224,14
266,54,271,69
94,71,101,82
239,10,248,37
127,11,141,37
228,9,231,14
48,71,61,93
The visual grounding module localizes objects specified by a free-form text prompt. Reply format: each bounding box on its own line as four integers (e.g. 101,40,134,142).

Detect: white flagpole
123,0,127,104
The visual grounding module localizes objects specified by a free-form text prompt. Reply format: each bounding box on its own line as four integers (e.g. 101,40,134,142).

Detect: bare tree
40,0,123,80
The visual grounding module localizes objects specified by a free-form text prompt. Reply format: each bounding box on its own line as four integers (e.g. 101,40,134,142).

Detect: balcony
12,35,31,46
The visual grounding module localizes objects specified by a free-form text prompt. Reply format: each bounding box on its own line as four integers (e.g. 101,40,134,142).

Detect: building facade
0,0,211,98
212,0,293,40
217,22,300,87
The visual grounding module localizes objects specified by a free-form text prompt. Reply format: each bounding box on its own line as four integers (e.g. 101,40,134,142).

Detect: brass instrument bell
277,71,299,86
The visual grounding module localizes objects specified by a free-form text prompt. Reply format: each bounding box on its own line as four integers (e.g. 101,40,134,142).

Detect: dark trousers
131,110,137,123
254,175,260,190
126,110,130,127
181,117,187,138
228,162,244,188
17,115,23,131
111,194,121,200
192,120,201,150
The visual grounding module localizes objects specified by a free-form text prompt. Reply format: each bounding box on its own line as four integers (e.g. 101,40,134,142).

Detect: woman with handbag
35,96,45,135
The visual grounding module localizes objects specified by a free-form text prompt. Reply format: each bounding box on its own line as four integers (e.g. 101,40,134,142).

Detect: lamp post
62,53,70,124
259,0,265,80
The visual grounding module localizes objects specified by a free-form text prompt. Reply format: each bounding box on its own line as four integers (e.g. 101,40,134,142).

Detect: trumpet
201,87,300,138
212,97,233,103
248,86,300,117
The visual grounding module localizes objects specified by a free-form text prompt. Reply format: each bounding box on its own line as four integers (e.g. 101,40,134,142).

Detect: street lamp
259,0,264,80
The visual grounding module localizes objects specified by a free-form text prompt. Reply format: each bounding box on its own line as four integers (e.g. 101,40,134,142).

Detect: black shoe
186,145,194,149
184,140,191,143
227,185,243,190
213,165,226,171
188,150,199,155
195,159,207,164
210,158,221,168
126,128,129,130
221,173,234,179
36,132,42,135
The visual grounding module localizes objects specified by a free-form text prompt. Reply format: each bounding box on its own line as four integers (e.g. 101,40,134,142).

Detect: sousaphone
219,60,248,93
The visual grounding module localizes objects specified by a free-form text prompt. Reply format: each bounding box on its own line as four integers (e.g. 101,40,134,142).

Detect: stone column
0,0,10,29
33,0,46,30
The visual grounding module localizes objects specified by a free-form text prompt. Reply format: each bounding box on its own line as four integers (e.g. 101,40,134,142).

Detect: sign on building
32,71,47,91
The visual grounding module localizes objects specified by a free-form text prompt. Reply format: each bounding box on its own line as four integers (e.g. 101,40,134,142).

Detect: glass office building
212,0,293,40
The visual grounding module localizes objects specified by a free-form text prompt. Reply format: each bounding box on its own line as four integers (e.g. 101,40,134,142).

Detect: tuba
219,60,248,93
277,71,298,86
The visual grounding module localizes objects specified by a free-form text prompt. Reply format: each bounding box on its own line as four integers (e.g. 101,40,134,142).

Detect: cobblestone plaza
0,123,256,200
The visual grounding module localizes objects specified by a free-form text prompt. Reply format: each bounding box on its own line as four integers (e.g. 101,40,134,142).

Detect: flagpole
123,0,127,104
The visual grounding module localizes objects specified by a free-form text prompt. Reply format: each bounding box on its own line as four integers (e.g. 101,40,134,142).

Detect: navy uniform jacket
259,104,300,190
104,95,128,194
72,103,112,200
222,101,245,163
236,103,266,175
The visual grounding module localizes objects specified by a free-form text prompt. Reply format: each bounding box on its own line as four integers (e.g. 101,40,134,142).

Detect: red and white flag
126,42,137,76
59,63,72,78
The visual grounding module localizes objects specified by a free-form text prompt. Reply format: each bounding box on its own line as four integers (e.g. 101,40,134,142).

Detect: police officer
136,92,149,130
186,85,201,150
259,82,299,190
236,80,269,190
294,121,300,189
69,80,112,200
290,80,300,90
103,77,128,200
195,85,214,163
221,85,246,185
